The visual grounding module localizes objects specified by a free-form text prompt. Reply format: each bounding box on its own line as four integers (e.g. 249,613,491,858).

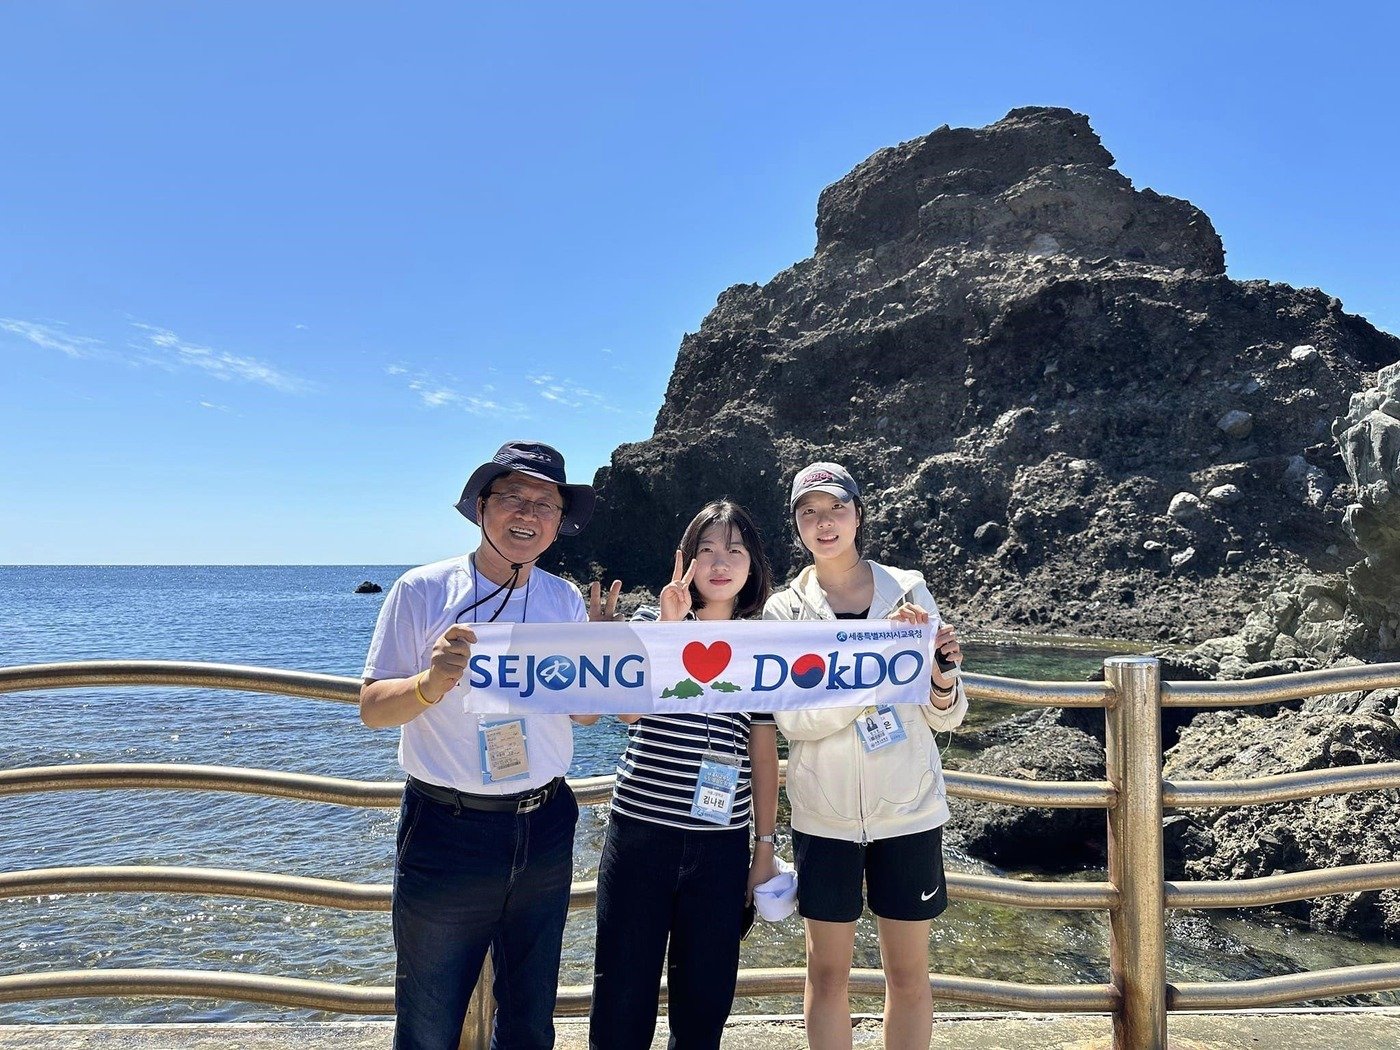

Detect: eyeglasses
486,491,564,521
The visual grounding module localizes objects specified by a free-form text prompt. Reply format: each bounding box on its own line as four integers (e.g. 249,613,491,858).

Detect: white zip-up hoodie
763,561,967,843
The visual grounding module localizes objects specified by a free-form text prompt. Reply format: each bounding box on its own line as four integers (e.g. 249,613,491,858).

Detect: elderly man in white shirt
361,440,602,1050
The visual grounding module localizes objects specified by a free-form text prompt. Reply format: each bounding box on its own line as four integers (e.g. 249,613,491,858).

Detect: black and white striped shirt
610,607,774,831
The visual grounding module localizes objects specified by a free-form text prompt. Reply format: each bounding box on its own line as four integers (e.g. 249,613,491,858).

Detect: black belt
407,775,563,815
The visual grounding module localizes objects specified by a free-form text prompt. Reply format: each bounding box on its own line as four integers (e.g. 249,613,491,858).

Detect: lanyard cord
456,513,553,623
458,552,532,624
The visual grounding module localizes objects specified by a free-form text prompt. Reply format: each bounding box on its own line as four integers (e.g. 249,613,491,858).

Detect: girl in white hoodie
764,461,967,1050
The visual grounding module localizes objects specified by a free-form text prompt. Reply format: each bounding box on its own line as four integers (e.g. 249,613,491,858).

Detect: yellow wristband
414,672,441,707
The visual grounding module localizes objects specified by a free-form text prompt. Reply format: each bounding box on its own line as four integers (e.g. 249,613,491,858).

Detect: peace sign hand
658,550,697,622
588,579,623,622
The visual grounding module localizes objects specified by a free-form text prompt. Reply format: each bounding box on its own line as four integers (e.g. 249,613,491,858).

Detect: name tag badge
691,752,740,825
477,718,530,783
856,705,908,753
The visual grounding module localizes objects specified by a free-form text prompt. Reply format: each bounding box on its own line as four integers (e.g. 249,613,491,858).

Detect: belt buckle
517,792,545,814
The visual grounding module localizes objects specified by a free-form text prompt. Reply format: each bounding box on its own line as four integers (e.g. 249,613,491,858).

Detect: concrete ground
2,1011,1400,1049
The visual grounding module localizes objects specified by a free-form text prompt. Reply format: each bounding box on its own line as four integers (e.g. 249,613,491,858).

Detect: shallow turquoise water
0,566,1395,1022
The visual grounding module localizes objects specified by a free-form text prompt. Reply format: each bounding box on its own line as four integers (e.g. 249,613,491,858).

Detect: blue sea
1,565,1396,1023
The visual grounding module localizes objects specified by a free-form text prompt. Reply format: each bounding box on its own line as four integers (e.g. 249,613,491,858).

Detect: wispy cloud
0,318,106,359
387,365,617,417
527,373,619,412
130,323,309,393
411,383,465,409
3,316,310,395
389,367,530,417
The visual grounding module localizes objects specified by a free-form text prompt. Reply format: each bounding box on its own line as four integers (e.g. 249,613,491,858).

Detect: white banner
452,618,937,715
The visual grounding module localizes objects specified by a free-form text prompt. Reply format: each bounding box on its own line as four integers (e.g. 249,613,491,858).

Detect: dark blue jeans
589,811,749,1050
392,781,579,1050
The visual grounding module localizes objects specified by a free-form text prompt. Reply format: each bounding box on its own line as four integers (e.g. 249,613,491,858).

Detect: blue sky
2,2,1396,564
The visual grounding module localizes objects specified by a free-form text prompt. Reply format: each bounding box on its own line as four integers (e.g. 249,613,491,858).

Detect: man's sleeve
363,577,425,682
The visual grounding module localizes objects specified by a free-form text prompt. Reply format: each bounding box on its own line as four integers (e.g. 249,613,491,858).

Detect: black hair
677,499,773,620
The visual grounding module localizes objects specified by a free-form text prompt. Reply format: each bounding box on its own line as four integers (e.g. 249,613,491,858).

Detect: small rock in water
1168,492,1205,520
1171,547,1197,569
1216,409,1254,438
1290,344,1320,364
354,580,383,594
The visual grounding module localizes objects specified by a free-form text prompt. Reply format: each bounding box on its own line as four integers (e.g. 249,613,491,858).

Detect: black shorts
793,825,948,923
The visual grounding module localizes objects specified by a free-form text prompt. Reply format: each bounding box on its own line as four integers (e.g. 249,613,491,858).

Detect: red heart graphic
682,640,732,684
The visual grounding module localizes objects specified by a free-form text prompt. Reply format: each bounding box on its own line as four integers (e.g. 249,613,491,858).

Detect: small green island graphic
661,678,742,698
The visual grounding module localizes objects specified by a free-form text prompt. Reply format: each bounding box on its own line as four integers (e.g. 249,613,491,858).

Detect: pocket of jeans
395,790,426,866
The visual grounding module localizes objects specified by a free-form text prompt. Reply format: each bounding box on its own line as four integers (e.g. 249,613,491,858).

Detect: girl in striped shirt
588,499,780,1050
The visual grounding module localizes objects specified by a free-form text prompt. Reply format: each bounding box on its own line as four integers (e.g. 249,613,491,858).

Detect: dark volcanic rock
945,719,1106,869
558,106,1400,642
354,580,383,594
1147,357,1400,686
814,110,1224,272
1337,361,1400,652
1163,709,1400,938
948,650,1221,872
551,106,1400,935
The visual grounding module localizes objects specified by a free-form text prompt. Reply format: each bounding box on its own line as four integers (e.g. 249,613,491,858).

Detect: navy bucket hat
454,441,597,537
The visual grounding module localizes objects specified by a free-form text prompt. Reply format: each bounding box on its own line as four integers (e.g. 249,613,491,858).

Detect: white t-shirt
363,554,588,794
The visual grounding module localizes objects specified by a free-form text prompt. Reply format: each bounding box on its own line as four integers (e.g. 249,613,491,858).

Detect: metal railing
1,657,1399,1049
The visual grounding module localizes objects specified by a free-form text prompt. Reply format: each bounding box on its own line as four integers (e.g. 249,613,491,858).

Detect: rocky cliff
1164,699,1400,938
553,106,1400,941
559,106,1400,644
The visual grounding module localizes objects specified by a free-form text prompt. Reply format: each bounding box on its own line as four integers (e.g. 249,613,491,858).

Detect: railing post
458,955,494,1050
1103,656,1166,1050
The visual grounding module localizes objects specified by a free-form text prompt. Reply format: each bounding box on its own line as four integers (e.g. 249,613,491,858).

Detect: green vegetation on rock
661,678,703,699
